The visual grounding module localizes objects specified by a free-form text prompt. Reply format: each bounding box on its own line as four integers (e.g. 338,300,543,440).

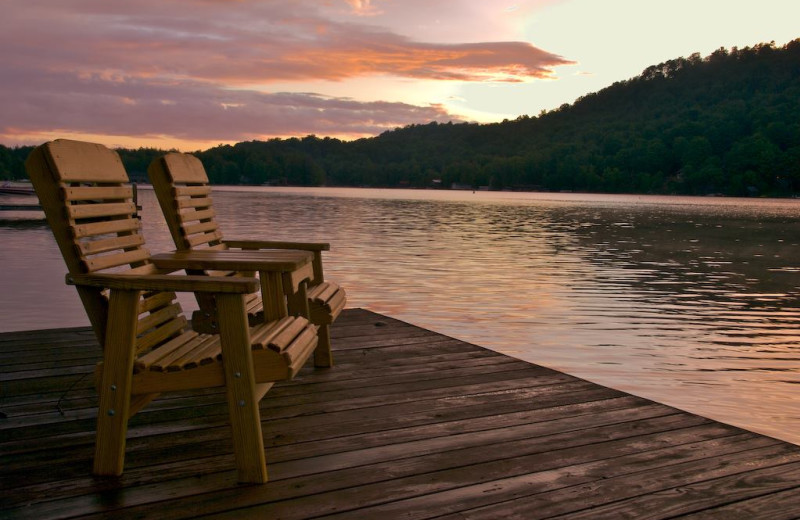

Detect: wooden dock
2,308,800,519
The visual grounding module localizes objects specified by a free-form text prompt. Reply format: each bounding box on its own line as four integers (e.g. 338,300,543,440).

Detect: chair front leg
314,322,334,368
259,271,287,322
286,280,310,320
311,251,324,285
93,289,140,476
216,293,268,484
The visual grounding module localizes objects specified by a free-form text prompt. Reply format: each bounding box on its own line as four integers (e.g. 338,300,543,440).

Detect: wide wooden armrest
66,273,259,293
151,249,314,272
223,239,330,252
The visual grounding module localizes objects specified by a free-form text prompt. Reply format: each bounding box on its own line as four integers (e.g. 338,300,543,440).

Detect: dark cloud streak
1,0,573,146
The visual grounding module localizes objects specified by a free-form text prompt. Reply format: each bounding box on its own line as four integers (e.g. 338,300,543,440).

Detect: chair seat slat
136,315,187,353
148,150,345,375
309,282,339,303
255,317,309,354
245,293,262,314
139,322,318,374
311,289,346,322
29,139,326,484
137,302,182,335
153,334,217,372
135,330,200,371
250,316,295,347
270,319,313,354
179,335,225,368
282,328,318,375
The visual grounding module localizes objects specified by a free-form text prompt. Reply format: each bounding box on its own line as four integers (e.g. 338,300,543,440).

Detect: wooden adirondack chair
148,152,346,367
25,139,320,483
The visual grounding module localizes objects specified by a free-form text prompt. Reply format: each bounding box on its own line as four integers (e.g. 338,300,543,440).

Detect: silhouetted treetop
5,39,799,196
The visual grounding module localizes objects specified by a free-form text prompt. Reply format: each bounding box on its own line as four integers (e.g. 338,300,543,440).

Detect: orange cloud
0,0,574,148
4,1,572,84
0,66,457,149
344,0,382,16
281,39,572,83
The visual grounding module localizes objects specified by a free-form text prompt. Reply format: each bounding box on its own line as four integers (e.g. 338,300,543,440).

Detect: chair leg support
217,294,268,484
93,290,140,477
314,323,334,368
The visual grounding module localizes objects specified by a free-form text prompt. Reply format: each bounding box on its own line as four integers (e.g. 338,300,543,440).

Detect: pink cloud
0,66,455,143
0,0,574,147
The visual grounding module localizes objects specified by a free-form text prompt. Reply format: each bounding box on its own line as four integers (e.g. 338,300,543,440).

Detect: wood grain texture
146,152,345,370
92,289,140,476
150,249,314,273
22,139,317,487
224,239,331,252
2,309,799,519
67,272,259,294
216,293,269,483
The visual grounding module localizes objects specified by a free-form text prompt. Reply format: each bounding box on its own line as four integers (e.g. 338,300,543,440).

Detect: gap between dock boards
1,308,799,519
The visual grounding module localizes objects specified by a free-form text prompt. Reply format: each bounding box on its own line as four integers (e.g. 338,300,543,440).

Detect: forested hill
2,40,799,196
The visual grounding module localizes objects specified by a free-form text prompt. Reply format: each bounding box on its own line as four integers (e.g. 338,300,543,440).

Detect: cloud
0,0,574,148
344,0,382,16
4,1,571,84
0,66,456,145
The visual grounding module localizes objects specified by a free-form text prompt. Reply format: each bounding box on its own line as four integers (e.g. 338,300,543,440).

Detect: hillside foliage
3,40,799,196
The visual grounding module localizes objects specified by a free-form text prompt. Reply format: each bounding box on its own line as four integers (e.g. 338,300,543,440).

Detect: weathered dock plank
1,308,798,519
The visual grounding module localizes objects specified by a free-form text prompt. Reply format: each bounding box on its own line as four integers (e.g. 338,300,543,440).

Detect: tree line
3,39,799,197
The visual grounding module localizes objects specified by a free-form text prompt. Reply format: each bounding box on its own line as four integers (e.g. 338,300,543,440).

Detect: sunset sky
2,0,798,151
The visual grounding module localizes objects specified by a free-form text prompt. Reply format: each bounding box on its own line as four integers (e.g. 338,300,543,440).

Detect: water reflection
1,187,798,445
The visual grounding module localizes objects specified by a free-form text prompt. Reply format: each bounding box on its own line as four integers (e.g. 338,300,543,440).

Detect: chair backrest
26,139,187,350
148,153,227,253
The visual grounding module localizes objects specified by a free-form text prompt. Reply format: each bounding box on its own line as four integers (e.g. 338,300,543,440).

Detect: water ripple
2,188,798,444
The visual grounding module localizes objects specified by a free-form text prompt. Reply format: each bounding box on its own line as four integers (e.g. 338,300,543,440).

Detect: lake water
1,187,798,445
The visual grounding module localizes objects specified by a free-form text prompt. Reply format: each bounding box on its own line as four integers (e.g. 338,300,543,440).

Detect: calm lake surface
1,187,798,445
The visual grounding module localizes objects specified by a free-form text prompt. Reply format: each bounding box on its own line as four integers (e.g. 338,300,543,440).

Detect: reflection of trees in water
212,189,800,340
0,219,49,230
564,206,800,310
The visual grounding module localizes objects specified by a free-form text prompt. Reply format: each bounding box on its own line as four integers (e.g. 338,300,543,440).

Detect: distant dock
2,308,800,518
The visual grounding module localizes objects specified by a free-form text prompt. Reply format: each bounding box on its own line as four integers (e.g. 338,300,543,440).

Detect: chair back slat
148,153,270,327
66,201,138,220
82,248,152,273
149,153,226,252
25,139,188,351
184,220,220,237
180,207,217,226
174,185,212,197
139,291,175,313
186,229,224,248
72,218,141,239
159,152,209,183
44,139,129,183
77,234,146,256
177,195,214,209
64,186,134,201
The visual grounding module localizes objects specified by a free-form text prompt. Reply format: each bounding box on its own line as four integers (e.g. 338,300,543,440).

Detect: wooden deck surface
2,308,800,519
